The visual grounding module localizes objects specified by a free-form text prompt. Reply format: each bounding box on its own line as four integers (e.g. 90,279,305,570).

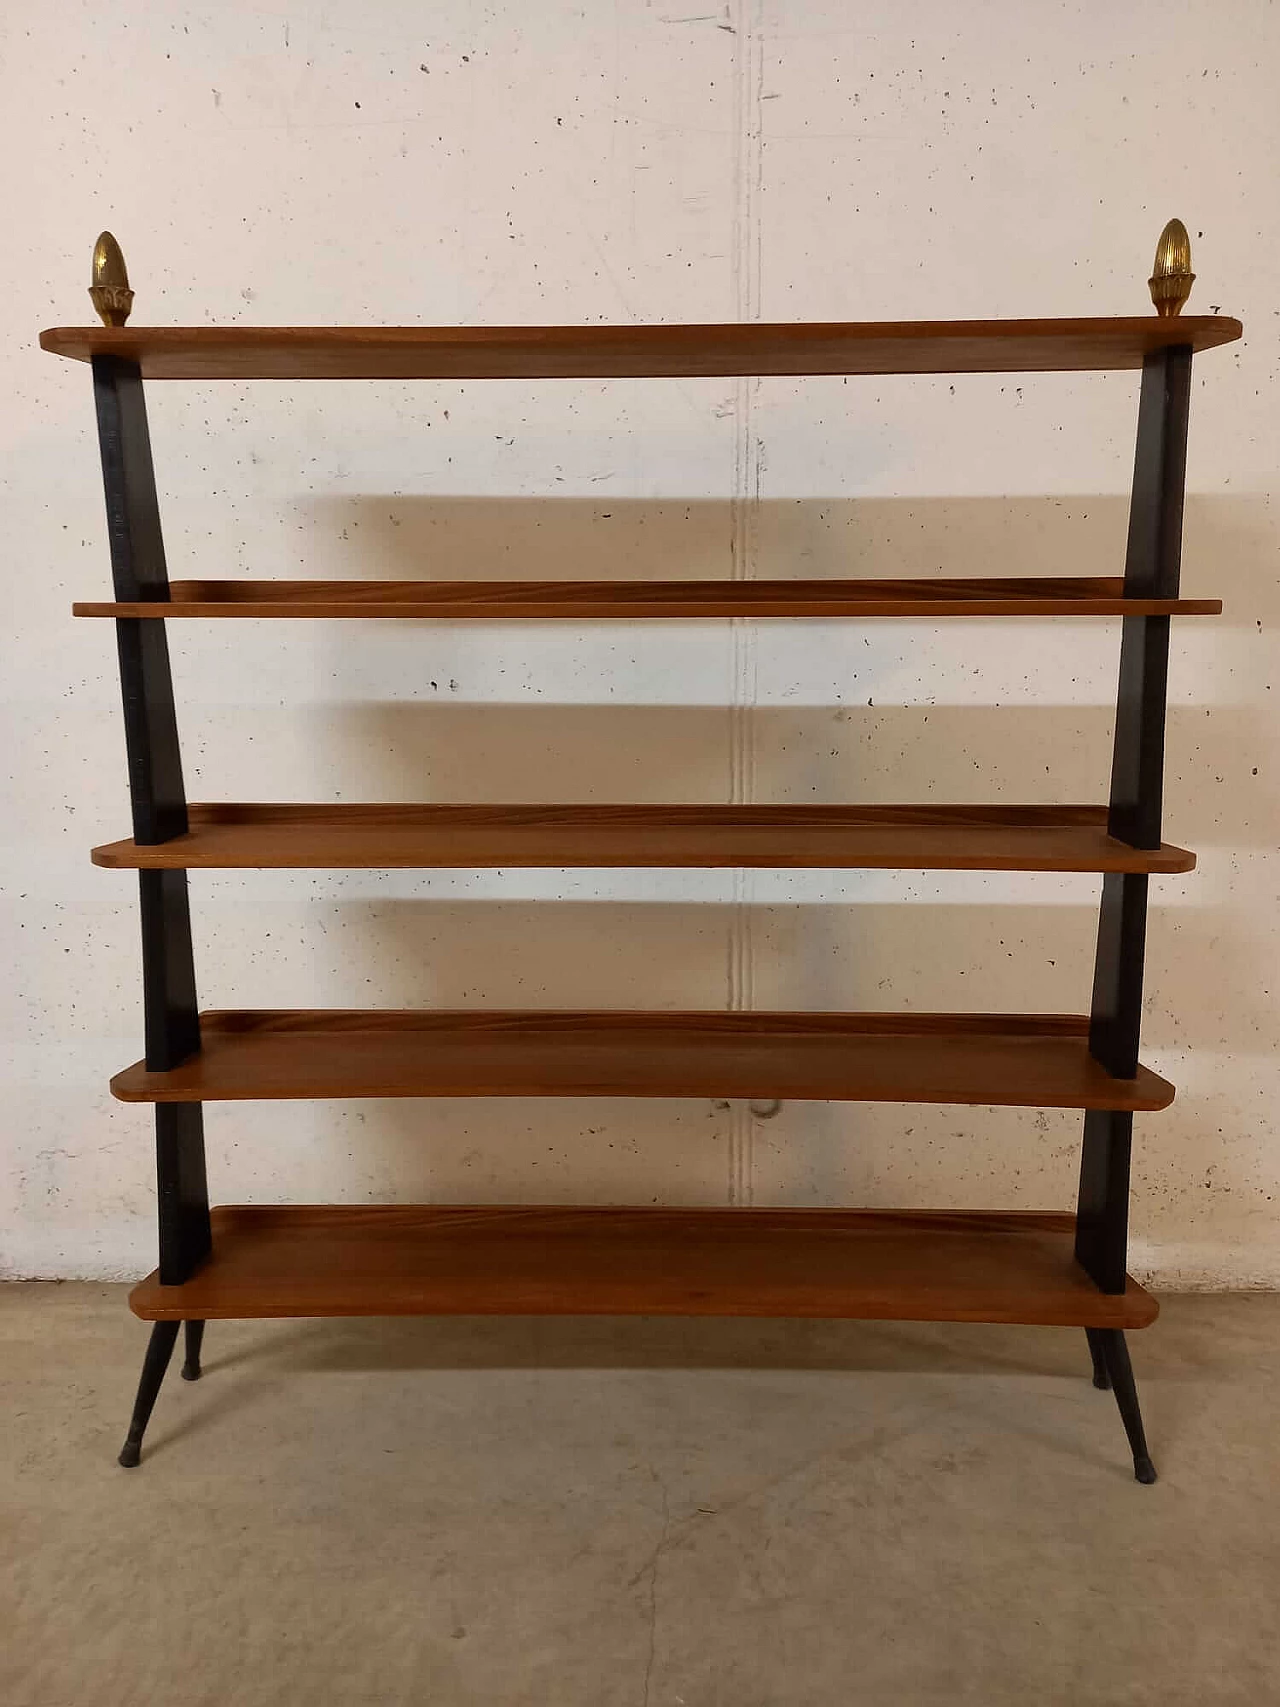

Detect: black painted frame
1071,345,1192,1481
1076,345,1192,1298
94,355,210,1465
91,346,1193,1477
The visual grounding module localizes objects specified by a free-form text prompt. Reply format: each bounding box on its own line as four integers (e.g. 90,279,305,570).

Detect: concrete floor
2,1287,1278,1706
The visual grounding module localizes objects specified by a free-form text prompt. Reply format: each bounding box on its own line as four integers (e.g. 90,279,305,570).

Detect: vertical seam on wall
726,0,764,1207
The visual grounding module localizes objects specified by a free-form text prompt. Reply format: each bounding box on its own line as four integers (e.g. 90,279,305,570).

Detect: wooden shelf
128,1204,1158,1327
109,1010,1174,1110
91,803,1196,874
41,317,1240,380
74,576,1221,620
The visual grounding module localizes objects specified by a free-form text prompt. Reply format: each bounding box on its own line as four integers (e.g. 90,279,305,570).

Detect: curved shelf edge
107,1009,1176,1112
89,802,1197,875
42,316,1241,379
73,576,1223,620
127,1203,1160,1328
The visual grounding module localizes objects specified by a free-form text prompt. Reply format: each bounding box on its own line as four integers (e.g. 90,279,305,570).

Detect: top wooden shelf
39,317,1242,381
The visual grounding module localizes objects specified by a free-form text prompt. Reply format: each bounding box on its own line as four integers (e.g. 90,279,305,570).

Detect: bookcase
42,224,1240,1478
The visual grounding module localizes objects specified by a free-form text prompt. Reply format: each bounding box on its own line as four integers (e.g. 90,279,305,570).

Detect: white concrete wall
3,0,1277,1284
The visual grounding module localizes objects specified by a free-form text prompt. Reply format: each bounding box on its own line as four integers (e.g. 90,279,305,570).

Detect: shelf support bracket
1074,334,1192,1482
93,350,209,1268
1077,342,1192,1295
93,349,210,1460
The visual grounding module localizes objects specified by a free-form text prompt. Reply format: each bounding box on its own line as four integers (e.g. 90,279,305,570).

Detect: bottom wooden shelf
129,1205,1157,1329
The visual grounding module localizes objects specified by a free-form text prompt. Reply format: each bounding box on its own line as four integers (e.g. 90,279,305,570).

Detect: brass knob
89,232,134,327
1149,219,1194,318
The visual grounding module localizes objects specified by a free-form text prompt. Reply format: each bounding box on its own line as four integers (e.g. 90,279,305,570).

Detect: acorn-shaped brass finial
89,232,134,327
1149,219,1194,317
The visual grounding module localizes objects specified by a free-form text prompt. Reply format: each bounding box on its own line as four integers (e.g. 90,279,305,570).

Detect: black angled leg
1073,348,1188,1487
181,1320,205,1382
118,1320,180,1468
94,359,213,1466
1084,1327,1111,1390
1095,1328,1157,1483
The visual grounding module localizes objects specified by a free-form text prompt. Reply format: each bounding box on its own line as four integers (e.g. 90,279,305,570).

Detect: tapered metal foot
118,1320,180,1468
1084,1327,1111,1390
1094,1328,1157,1483
181,1319,205,1381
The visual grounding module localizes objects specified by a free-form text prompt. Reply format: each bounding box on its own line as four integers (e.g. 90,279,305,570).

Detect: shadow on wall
284,488,1272,832
298,897,1273,1057
323,698,1272,829
305,489,1140,581
195,490,1276,1215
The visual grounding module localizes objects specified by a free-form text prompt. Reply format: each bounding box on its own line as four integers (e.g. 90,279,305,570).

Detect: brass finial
89,232,134,327
1149,219,1194,317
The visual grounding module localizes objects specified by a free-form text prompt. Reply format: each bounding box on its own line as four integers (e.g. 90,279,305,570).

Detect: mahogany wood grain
109,1009,1175,1110
73,576,1222,620
41,318,1240,379
90,802,1196,874
128,1204,1159,1327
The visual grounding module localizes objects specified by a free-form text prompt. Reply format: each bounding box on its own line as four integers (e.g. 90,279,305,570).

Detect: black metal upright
93,354,211,1466
1075,343,1193,1483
